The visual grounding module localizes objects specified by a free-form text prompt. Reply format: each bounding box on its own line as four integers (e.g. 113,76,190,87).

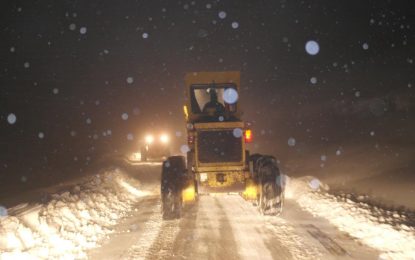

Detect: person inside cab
203,89,225,114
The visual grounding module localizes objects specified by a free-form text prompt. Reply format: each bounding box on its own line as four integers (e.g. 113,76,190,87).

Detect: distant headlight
160,134,169,143
145,135,154,144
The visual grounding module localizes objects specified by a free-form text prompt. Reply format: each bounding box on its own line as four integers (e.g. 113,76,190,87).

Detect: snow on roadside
286,176,415,259
0,169,149,259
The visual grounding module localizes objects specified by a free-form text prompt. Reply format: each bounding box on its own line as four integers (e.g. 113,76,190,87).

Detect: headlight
145,135,154,144
160,134,169,143
200,173,208,182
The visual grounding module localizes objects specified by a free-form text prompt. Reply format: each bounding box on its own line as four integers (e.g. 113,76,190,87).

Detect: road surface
87,163,379,260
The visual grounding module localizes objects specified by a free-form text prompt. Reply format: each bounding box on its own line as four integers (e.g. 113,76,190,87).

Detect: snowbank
0,169,149,259
287,176,415,259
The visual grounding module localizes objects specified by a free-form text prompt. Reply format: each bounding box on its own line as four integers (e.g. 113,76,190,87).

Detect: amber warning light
244,129,253,143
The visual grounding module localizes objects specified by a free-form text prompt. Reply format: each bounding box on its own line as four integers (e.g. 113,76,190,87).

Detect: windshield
190,84,238,114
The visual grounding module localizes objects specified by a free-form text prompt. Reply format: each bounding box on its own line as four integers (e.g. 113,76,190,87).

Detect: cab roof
184,71,240,91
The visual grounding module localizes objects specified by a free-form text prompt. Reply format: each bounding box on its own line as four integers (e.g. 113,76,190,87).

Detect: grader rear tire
255,155,284,216
161,156,186,219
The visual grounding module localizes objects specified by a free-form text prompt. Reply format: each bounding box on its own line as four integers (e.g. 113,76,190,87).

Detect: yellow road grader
161,71,285,219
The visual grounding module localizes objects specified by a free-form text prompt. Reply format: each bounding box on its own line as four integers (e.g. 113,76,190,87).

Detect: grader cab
161,71,284,219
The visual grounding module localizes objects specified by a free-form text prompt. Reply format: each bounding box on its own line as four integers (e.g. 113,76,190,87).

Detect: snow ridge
288,176,415,259
0,169,148,259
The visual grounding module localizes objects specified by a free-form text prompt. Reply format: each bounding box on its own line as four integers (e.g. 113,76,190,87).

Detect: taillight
244,129,252,143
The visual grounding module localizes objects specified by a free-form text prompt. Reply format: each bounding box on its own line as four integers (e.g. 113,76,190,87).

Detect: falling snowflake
52,88,59,94
336,149,342,156
231,22,239,29
305,40,320,55
370,131,375,136
362,43,369,50
7,113,17,125
38,132,45,139
288,137,296,147
180,144,190,153
142,32,149,39
223,88,239,104
355,91,361,97
79,27,87,34
218,11,227,19
164,161,170,168
321,155,327,161
233,128,243,138
10,46,15,52
127,133,134,140
310,77,317,84
121,113,129,120
126,77,134,84
86,118,92,124
24,62,30,68
69,23,76,31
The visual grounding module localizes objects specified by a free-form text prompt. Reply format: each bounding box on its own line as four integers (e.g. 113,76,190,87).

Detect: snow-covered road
1,163,415,259
89,193,378,260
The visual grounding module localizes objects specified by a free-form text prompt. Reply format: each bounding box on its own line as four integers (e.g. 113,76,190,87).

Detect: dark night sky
1,0,414,187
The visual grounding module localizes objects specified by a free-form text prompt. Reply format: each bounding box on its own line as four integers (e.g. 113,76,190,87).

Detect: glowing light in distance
160,134,169,143
145,135,154,144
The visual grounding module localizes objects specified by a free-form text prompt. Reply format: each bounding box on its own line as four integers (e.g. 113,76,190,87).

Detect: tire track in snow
143,218,181,260
227,195,324,260
218,195,276,260
123,201,166,260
